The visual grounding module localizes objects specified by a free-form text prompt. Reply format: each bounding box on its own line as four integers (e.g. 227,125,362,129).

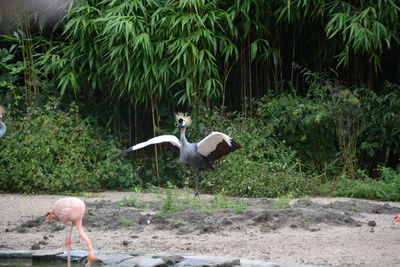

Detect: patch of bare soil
1,192,400,266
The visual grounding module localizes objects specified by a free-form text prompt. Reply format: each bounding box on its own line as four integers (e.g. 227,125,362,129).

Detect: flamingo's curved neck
75,220,95,266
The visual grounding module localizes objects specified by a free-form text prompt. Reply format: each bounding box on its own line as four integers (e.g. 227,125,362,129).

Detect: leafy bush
0,101,140,193
359,84,400,174
332,168,400,201
256,69,400,179
256,93,337,174
0,47,25,106
193,112,319,198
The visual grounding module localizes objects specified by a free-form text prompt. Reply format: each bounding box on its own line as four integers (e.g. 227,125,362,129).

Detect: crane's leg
194,171,200,198
65,222,73,267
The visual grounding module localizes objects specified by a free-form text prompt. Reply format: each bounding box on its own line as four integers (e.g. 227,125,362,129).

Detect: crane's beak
178,121,185,133
393,215,400,223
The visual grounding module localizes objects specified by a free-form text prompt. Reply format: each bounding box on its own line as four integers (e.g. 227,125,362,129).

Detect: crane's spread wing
197,132,241,162
114,135,181,161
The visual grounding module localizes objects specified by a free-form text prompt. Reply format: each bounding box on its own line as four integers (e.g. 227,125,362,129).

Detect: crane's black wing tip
112,147,133,161
230,139,241,150
207,139,241,162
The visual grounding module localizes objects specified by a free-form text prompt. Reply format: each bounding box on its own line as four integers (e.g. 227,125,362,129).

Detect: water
0,258,87,267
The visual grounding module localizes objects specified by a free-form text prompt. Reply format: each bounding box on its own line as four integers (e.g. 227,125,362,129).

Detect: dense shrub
256,93,338,174
255,76,400,179
0,101,140,193
186,112,320,198
331,168,400,201
359,85,400,174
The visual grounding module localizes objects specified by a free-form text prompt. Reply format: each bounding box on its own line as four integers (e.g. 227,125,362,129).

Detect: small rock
138,215,151,225
43,235,48,240
173,221,185,228
370,228,375,233
16,226,26,233
221,218,233,226
38,241,47,245
131,235,139,238
137,257,167,267
368,220,377,227
122,240,129,246
290,224,298,228
177,256,240,266
157,255,185,264
51,225,64,232
5,228,9,232
21,218,41,228
152,236,159,239
95,252,133,265
31,244,41,250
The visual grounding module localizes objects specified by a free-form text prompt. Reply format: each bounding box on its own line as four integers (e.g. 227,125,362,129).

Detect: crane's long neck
75,220,95,266
0,120,6,138
180,127,189,146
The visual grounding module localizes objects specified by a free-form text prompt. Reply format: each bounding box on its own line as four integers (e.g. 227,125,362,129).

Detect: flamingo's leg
65,222,73,267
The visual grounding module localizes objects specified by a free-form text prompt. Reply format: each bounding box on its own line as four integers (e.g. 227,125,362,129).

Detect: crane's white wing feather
114,135,181,160
130,135,181,151
197,132,232,157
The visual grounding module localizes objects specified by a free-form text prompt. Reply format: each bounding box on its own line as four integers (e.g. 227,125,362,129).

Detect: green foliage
324,0,397,72
158,188,202,215
256,92,338,174
119,217,136,227
360,84,400,171
272,193,295,210
0,101,140,193
332,168,400,201
212,194,248,214
197,111,319,198
277,0,399,72
0,48,25,105
37,0,243,110
256,67,400,179
1,0,400,201
118,194,145,208
156,188,248,215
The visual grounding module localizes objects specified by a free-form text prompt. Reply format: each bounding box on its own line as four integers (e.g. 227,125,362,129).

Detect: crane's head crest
175,113,191,127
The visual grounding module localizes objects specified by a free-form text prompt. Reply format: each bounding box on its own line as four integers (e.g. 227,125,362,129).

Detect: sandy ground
1,191,400,266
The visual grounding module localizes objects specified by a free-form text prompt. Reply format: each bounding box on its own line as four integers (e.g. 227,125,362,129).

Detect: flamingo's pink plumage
46,197,95,267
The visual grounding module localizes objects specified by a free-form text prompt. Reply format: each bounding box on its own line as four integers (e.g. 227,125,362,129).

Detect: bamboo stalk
150,95,160,179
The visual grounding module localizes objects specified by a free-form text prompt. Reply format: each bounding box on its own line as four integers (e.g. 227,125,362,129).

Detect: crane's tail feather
113,147,134,161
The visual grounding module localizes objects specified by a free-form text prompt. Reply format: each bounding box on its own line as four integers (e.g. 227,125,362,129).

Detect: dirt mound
84,200,146,230
14,198,381,236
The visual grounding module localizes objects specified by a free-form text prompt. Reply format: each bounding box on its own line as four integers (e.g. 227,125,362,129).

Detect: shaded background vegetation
0,0,399,200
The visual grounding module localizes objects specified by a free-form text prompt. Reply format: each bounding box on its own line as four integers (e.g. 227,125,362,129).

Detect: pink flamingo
46,197,95,267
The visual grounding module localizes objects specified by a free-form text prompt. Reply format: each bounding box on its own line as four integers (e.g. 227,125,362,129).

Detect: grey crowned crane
114,113,241,196
0,106,6,139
